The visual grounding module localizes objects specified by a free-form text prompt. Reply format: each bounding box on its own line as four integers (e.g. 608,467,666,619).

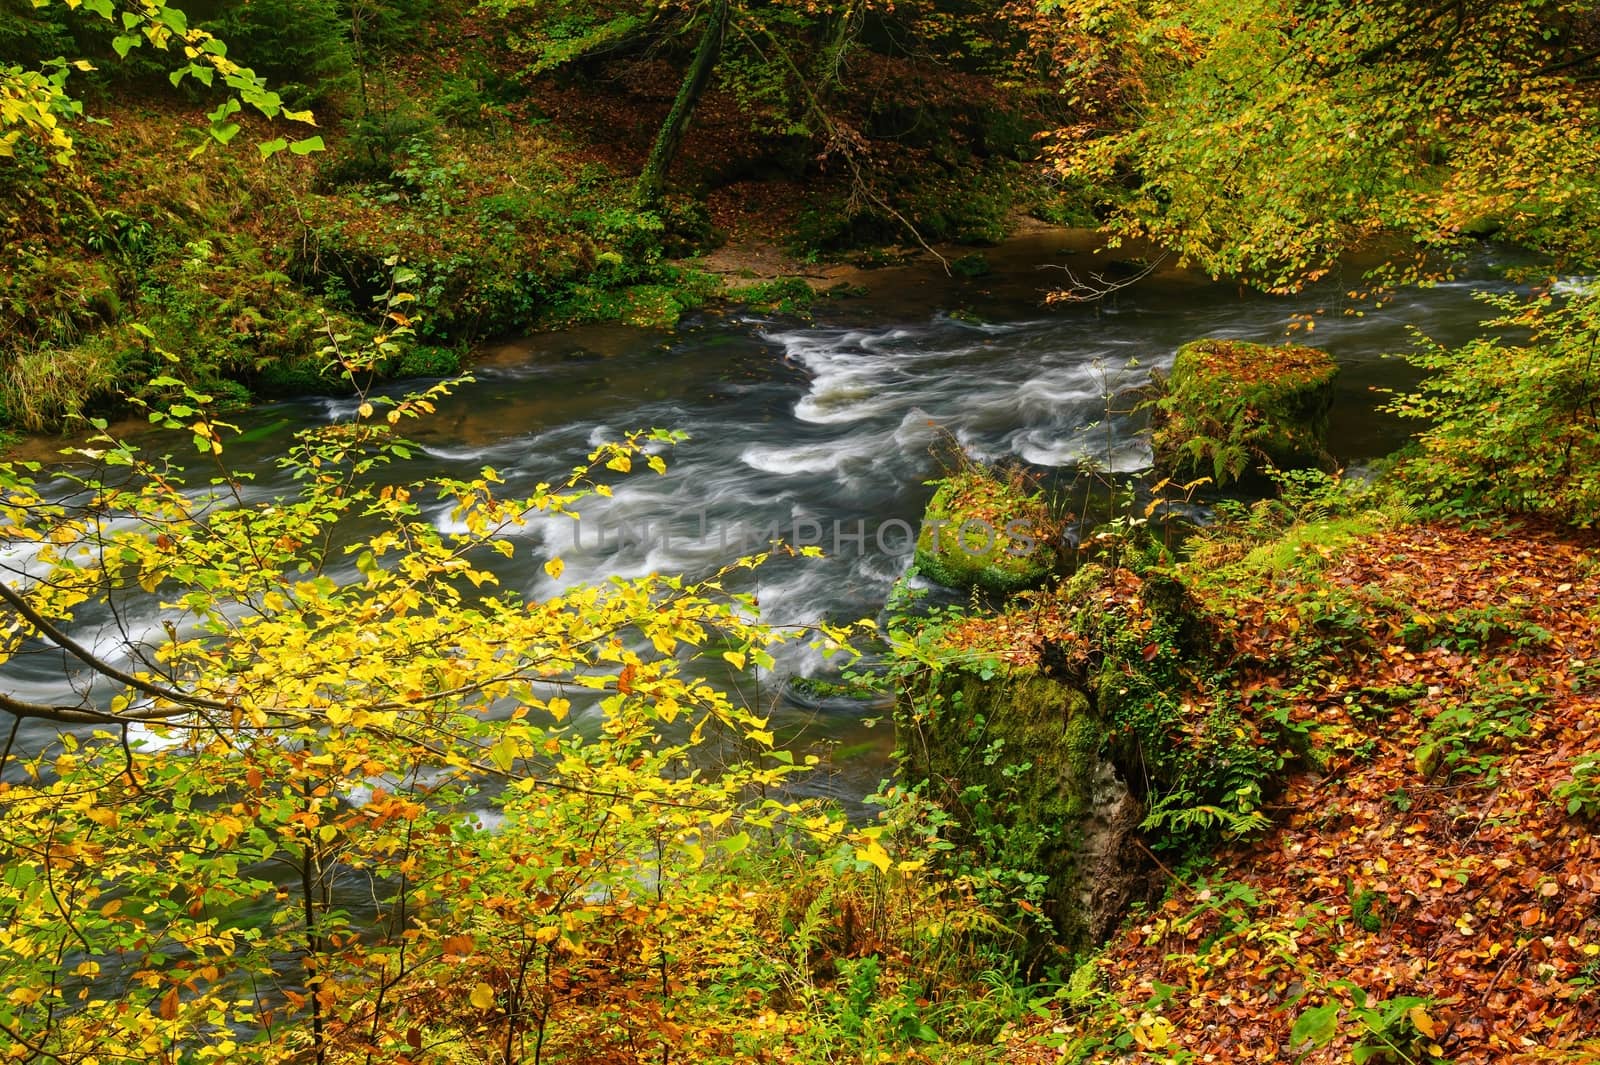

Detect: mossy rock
1151,339,1339,486
894,663,1150,953
913,467,1060,596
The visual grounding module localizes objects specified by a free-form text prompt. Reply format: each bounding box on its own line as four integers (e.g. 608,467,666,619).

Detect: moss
727,276,816,318
781,674,894,712
1349,886,1388,932
913,466,1061,596
392,344,463,379
1152,339,1339,486
254,359,351,398
896,663,1107,949
951,253,991,278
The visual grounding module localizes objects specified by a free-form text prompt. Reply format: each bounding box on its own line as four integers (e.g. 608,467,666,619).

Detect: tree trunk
635,0,727,208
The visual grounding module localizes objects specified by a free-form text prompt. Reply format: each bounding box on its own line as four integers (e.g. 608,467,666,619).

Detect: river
1,230,1528,806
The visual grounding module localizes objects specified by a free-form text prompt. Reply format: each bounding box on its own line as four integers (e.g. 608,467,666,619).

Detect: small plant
1554,752,1600,820
1292,984,1447,1064
1348,885,1387,933
1416,683,1546,783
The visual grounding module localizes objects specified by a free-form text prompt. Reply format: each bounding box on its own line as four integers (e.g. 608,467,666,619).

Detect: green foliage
1292,984,1446,1064
0,0,320,165
793,161,1021,252
1348,886,1388,934
1385,285,1600,525
1414,682,1547,784
196,0,354,110
301,144,720,339
1068,570,1283,854
431,57,526,129
477,0,653,75
728,275,817,317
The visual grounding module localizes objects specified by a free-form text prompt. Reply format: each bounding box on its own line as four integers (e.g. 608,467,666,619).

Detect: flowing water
2,231,1531,805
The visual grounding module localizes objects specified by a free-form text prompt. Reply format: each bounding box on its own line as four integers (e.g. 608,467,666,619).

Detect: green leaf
1291,1003,1340,1050
288,136,325,156
257,137,288,159
157,6,187,34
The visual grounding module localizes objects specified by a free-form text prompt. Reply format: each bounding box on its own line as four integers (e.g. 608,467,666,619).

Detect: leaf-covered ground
1013,520,1600,1063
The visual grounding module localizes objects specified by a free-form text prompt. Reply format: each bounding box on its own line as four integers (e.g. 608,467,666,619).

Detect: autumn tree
0,312,1004,1061
1028,0,1600,291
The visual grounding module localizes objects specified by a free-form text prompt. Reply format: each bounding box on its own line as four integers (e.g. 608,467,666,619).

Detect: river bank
0,0,1078,441
979,508,1600,1063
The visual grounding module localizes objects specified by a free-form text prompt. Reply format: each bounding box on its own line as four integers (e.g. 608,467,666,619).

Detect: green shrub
0,3,76,68
1385,286,1600,526
1553,753,1600,820
391,344,461,379
727,276,815,317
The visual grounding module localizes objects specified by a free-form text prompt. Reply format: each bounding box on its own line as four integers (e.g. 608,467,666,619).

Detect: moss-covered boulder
912,466,1060,595
891,561,1283,953
895,662,1150,953
1152,339,1339,485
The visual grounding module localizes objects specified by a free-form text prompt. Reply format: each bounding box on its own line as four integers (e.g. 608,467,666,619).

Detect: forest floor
1005,518,1600,1064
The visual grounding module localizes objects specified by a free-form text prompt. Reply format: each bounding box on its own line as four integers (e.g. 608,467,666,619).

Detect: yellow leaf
722,650,747,670
357,402,373,419
855,840,892,875
1131,1016,1172,1049
544,557,564,580
469,982,496,1010
1408,1006,1436,1040
489,735,518,773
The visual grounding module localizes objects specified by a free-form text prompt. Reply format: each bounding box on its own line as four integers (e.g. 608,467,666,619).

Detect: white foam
739,436,882,476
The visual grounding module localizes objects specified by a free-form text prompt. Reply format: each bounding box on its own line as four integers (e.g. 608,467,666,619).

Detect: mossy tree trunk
635,0,728,208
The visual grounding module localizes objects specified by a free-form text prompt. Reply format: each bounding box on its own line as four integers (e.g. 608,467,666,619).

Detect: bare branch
1042,251,1170,303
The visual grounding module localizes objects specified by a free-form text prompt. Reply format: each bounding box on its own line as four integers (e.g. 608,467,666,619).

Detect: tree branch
0,580,230,714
